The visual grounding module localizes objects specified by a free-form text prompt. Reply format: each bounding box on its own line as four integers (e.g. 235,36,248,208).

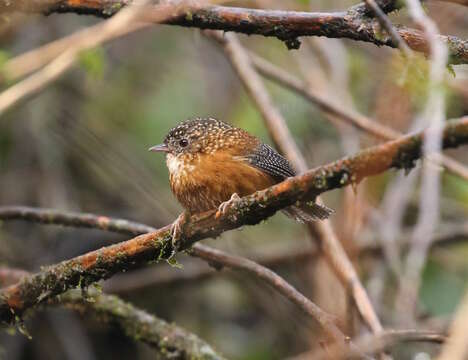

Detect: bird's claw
169,211,190,256
216,193,241,219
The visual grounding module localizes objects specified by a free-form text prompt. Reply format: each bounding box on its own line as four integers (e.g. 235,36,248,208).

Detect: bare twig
375,171,418,277
0,117,467,323
191,245,349,344
0,206,153,235
104,247,315,293
395,0,448,324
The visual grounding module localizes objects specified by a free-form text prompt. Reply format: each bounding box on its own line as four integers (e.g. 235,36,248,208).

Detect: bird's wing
238,143,296,181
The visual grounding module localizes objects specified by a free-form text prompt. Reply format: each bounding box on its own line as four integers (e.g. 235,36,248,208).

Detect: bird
149,117,333,246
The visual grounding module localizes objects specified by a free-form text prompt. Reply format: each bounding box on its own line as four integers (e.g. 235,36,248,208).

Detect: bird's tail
283,202,334,222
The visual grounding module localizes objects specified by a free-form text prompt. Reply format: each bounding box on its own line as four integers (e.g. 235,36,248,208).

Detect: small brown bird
149,118,332,241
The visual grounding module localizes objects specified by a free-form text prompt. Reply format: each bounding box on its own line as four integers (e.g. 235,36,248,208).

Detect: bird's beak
148,143,169,153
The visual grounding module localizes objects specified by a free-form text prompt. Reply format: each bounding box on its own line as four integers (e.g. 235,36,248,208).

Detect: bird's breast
166,153,195,179
167,152,275,213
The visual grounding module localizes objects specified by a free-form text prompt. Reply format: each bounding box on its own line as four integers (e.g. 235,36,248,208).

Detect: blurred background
0,0,467,359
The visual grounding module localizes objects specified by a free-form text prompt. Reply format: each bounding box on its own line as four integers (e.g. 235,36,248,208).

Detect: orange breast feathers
167,151,275,213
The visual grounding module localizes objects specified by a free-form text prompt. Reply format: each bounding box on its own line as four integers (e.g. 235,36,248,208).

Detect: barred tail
283,202,334,222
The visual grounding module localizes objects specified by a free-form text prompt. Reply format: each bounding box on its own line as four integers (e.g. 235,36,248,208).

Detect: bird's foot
169,211,190,257
216,193,241,220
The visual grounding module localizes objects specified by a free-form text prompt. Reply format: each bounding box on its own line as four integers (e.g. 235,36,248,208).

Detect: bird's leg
216,193,241,219
170,211,190,255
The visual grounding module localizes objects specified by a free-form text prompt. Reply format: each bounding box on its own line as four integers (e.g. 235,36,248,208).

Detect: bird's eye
179,139,189,148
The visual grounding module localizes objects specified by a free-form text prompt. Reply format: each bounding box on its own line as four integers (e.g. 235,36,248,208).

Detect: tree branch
1,207,466,292
3,1,467,63
59,289,225,360
0,216,351,345
0,206,153,235
0,116,466,324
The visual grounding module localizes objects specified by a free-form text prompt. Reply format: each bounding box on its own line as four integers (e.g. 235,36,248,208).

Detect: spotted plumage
150,117,333,220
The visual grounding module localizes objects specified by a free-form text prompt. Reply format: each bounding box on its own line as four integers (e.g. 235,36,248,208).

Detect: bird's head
149,117,246,157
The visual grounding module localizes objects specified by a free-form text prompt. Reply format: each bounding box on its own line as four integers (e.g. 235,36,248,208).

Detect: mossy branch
58,289,225,360
0,116,467,324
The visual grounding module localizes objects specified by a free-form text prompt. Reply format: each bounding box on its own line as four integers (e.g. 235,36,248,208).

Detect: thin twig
191,245,349,344
395,0,448,324
104,247,315,293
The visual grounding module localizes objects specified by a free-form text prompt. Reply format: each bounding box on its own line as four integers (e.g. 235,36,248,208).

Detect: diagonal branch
2,208,467,292
0,115,466,324
0,213,350,345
